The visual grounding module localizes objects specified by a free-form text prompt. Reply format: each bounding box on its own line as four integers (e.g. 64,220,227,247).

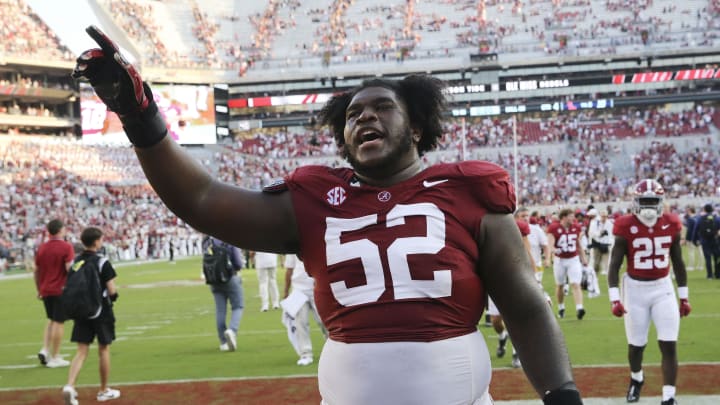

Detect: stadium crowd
1,136,713,272
5,0,715,74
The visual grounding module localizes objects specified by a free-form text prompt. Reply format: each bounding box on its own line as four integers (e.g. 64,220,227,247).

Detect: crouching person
62,227,120,404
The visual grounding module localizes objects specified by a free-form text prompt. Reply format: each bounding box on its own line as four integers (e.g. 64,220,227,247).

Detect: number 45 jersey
612,212,682,280
278,161,516,344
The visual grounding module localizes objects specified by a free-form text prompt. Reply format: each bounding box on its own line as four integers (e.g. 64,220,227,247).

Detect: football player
607,179,690,405
73,26,583,405
547,209,589,320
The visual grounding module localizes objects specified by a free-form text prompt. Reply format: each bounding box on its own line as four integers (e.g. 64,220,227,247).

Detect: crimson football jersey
612,212,682,280
281,161,515,343
547,221,582,258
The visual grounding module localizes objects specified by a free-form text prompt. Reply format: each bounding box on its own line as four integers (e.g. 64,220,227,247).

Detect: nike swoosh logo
423,179,448,188
661,224,670,229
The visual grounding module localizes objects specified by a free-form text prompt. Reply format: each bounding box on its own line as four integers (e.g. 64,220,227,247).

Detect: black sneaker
626,378,643,402
496,335,508,358
577,308,586,320
558,308,565,319
660,398,677,405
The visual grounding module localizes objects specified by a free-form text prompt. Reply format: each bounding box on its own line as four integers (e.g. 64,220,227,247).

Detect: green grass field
1,251,718,390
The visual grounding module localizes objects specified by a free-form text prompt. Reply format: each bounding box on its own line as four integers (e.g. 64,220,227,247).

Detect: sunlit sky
25,0,136,63
26,0,106,56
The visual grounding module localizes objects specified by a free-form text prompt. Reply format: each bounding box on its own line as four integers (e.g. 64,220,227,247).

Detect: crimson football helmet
632,179,664,226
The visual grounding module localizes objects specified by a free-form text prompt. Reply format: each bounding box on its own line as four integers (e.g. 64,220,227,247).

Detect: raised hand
72,25,167,147
611,300,626,317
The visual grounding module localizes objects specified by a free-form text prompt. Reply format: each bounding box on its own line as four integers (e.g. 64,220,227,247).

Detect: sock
662,385,676,401
631,370,644,382
558,303,565,310
498,330,508,340
576,304,584,310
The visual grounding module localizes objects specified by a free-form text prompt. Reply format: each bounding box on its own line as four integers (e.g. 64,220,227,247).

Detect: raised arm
477,213,580,402
134,140,298,252
72,26,299,253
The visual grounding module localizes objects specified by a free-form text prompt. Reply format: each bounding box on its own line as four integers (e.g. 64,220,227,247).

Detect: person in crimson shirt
607,179,690,405
547,208,588,320
34,219,75,368
73,29,582,404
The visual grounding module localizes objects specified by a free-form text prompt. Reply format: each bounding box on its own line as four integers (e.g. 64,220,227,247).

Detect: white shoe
223,329,237,351
63,385,78,405
260,305,269,312
297,356,313,366
96,388,120,402
219,343,230,352
38,349,48,366
511,353,522,368
47,357,70,368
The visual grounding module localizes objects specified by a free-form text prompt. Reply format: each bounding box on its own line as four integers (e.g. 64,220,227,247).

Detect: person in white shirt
282,255,328,366
588,209,614,276
524,210,553,305
253,251,280,311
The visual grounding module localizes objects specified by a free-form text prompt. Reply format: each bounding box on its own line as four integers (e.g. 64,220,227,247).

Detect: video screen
80,83,216,145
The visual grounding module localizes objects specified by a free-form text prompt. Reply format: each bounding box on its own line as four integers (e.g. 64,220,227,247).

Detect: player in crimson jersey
547,209,589,320
607,179,690,405
72,26,582,405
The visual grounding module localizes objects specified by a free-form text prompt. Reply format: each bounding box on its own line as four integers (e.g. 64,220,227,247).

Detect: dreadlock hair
318,74,447,157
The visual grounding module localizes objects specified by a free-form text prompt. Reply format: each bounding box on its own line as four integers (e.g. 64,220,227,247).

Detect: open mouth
358,128,383,145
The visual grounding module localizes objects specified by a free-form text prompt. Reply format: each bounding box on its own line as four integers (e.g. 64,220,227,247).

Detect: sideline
0,257,188,282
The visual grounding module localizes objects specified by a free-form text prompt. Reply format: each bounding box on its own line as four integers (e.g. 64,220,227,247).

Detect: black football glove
72,25,167,147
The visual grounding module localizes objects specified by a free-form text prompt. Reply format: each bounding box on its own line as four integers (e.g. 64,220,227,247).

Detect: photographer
588,209,614,287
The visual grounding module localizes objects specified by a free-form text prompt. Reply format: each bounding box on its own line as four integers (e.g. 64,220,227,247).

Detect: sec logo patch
326,186,346,206
377,191,391,202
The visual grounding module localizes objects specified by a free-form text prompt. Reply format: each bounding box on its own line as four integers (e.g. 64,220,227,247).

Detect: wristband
677,286,688,300
543,388,583,405
608,287,620,302
119,84,168,148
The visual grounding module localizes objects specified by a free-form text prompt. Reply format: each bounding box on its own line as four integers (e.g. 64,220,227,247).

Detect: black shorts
42,296,66,323
71,317,115,345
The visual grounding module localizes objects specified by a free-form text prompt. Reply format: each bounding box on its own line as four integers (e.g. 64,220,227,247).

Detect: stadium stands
0,0,718,271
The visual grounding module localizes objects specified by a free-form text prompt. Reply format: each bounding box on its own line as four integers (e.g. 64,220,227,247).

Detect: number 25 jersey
282,161,516,344
612,212,682,280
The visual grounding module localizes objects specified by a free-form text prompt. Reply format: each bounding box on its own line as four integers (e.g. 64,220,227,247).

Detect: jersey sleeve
612,216,627,237
668,213,683,238
457,161,516,214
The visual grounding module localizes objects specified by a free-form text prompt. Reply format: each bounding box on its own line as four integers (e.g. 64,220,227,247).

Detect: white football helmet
632,179,664,227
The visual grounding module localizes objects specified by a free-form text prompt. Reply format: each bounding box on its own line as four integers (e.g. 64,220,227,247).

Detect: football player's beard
344,127,414,177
